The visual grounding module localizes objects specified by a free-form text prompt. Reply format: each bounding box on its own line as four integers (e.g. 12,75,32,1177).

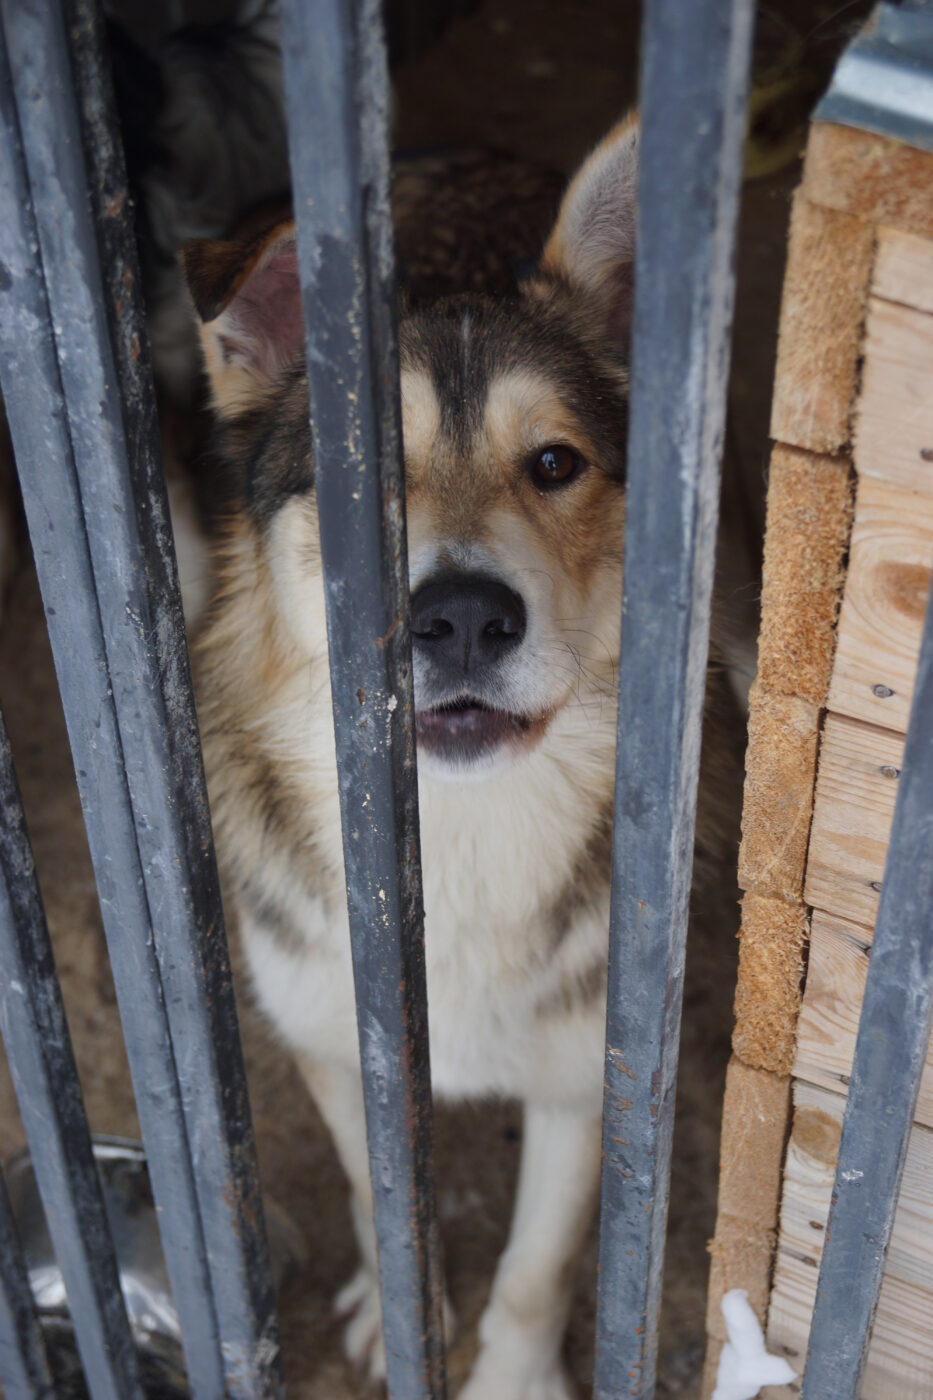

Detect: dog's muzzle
410,573,546,769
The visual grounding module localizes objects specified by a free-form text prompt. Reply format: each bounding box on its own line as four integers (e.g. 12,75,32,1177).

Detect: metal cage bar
0,1165,54,1400
278,1,446,1396
0,18,221,1397
801,591,933,1395
0,2,282,1395
593,2,755,1395
0,704,141,1400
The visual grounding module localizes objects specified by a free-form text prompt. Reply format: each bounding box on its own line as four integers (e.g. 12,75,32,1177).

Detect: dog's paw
456,1353,576,1400
335,1266,457,1388
334,1265,386,1384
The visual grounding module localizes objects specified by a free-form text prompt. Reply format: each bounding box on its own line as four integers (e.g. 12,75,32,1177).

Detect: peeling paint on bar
279,1,446,1396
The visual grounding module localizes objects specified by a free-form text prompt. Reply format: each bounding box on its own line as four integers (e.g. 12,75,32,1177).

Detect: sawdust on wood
756,445,853,707
769,192,875,454
733,893,809,1077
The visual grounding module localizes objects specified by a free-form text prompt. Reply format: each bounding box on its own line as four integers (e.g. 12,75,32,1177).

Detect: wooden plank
828,475,933,733
705,1060,792,1379
804,713,901,928
733,892,808,1075
769,193,875,455
803,587,933,1397
755,446,852,710
794,910,933,1131
855,297,933,498
873,226,933,315
766,1081,933,1399
768,1255,933,1399
738,690,821,904
803,122,933,241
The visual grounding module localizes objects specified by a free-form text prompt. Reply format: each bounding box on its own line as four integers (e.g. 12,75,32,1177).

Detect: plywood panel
855,296,933,498
828,475,933,733
874,226,933,315
766,1082,933,1399
804,714,901,927
794,910,933,1130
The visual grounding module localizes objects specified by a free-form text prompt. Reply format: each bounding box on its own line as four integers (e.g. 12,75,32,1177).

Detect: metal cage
0,1,931,1397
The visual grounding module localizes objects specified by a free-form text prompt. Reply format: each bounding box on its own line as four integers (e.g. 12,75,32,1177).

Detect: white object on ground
712,1288,797,1400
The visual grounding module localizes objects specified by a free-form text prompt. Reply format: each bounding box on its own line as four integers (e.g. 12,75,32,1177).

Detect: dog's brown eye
531,445,582,488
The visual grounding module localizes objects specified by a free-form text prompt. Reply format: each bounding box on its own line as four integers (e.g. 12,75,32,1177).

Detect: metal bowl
5,1136,303,1398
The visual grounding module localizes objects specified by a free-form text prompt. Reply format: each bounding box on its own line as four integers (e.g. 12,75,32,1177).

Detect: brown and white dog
185,117,741,1399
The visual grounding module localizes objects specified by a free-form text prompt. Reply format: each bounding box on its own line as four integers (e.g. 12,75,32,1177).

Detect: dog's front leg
298,1055,455,1383
297,1055,388,1380
459,1103,601,1400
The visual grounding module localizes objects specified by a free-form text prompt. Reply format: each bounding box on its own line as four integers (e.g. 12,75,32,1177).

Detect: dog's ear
182,219,304,418
540,114,639,345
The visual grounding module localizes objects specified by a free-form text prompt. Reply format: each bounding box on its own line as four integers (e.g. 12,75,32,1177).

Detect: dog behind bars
184,116,741,1399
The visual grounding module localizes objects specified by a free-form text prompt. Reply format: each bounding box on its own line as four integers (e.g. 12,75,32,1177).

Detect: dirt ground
0,2,874,1397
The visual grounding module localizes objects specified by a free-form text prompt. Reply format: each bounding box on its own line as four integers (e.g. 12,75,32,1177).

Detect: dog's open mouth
416,696,550,765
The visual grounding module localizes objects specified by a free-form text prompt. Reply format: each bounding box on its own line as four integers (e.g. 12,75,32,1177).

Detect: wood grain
803,713,902,928
765,1081,933,1399
828,475,933,733
803,122,933,241
738,689,821,904
873,226,933,315
855,296,933,498
723,119,933,1400
794,910,933,1130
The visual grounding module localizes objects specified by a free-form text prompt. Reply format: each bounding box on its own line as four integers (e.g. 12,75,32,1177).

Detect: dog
184,115,742,1399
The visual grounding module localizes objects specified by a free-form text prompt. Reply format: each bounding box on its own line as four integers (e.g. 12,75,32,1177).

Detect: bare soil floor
0,2,873,1396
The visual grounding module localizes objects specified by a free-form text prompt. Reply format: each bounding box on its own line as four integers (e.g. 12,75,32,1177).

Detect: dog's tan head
184,117,638,780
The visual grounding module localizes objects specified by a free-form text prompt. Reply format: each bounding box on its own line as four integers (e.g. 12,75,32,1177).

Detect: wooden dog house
703,86,933,1400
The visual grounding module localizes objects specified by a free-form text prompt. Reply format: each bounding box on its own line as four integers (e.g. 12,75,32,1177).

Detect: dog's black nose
410,575,526,674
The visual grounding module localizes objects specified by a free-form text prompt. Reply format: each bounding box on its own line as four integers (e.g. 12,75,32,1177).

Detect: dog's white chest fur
242,720,612,1114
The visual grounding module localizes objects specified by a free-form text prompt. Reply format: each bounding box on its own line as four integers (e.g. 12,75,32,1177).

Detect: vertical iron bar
0,2,281,1395
593,2,754,1396
801,589,933,1398
0,19,221,1397
279,2,446,1396
0,1167,55,1400
0,705,142,1400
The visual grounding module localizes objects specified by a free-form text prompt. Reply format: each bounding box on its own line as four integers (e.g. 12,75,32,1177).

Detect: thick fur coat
187,117,742,1400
